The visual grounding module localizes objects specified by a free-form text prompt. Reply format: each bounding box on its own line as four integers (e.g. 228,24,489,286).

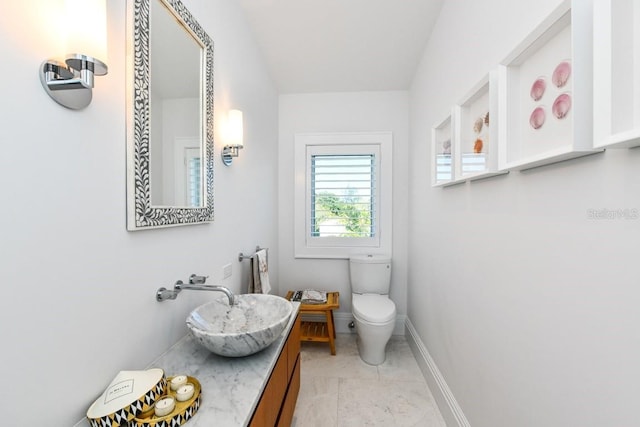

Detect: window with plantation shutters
311,153,376,238
294,132,392,259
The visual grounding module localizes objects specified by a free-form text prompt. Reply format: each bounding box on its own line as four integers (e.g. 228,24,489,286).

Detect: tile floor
291,333,446,427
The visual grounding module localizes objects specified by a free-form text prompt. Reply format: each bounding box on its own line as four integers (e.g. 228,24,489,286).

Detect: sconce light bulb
64,0,108,64
228,110,243,148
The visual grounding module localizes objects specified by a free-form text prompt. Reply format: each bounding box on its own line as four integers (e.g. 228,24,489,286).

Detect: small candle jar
170,375,188,391
154,396,176,417
175,383,195,402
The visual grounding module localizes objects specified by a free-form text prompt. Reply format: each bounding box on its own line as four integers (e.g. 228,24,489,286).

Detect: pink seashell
552,61,571,88
529,107,546,130
552,93,572,119
530,78,546,101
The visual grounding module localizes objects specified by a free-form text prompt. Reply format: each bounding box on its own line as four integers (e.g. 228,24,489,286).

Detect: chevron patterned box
86,368,167,427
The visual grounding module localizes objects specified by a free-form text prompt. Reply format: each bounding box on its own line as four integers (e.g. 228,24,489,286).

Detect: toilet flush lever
189,274,208,285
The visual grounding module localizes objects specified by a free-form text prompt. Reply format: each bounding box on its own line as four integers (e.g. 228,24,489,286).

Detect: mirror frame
126,0,214,230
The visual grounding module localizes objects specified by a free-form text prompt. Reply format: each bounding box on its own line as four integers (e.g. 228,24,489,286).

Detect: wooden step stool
286,291,340,355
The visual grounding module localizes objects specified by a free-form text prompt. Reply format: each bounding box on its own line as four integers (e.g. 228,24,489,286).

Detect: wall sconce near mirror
222,110,244,166
39,0,108,110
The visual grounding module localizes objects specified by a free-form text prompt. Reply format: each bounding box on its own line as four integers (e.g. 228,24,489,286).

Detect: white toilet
349,254,396,365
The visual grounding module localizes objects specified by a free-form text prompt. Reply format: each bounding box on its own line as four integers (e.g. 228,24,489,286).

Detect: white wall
409,0,640,426
278,91,409,327
0,1,278,425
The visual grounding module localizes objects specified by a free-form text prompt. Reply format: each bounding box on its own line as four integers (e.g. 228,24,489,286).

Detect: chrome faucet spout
175,282,236,305
156,275,236,305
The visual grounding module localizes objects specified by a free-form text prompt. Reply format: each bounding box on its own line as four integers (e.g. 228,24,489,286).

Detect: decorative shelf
593,0,640,148
497,0,602,171
453,72,508,182
431,112,464,187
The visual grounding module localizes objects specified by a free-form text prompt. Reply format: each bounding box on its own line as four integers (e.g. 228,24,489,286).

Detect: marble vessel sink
186,294,293,357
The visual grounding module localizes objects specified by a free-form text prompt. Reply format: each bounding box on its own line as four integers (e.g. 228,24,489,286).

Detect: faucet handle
189,274,208,285
157,287,178,302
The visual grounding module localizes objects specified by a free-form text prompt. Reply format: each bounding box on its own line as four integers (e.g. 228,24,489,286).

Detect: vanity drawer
249,313,301,427
277,356,300,427
287,315,301,377
251,349,288,427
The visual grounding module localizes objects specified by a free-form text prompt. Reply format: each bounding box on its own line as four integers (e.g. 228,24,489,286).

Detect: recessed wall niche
431,113,458,187
497,0,602,171
453,72,506,182
593,0,640,148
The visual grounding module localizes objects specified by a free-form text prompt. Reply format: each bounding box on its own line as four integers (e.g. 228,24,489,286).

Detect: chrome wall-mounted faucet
156,274,236,305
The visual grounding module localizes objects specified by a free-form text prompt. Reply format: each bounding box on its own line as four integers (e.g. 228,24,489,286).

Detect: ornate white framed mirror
126,0,214,230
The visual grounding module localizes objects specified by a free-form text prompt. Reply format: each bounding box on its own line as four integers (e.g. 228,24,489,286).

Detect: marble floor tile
300,335,378,381
293,333,446,427
377,336,427,382
291,377,339,427
337,378,444,427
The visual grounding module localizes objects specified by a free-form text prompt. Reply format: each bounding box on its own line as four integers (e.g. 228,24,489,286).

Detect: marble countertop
149,301,300,427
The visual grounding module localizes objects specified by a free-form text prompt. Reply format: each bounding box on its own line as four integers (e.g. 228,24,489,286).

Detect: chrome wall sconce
222,110,244,166
39,0,108,110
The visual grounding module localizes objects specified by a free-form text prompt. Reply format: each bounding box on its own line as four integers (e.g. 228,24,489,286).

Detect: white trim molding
405,319,470,427
293,131,393,259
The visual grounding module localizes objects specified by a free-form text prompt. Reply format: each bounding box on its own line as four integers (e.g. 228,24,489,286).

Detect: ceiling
237,0,445,94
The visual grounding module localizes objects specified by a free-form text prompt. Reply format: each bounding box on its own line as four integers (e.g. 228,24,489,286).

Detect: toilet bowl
349,254,396,365
352,293,396,365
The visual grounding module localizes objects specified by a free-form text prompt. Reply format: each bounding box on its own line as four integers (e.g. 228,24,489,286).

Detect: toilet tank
349,254,392,294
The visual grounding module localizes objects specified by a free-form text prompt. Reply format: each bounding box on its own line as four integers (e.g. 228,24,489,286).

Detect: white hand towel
256,249,271,294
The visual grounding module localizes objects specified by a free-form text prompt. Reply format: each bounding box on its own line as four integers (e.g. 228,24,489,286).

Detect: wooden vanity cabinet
249,314,301,427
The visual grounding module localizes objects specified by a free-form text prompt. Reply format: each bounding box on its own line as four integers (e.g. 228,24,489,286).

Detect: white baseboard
302,312,406,335
405,319,470,427
334,312,356,334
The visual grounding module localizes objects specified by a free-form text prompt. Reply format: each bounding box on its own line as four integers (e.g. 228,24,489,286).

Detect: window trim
294,132,392,259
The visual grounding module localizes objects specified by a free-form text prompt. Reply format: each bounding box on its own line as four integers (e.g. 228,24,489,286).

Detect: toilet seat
352,294,396,323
